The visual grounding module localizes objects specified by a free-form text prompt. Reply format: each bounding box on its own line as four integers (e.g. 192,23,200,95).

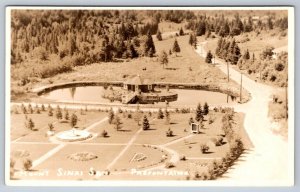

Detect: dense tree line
186,13,288,38
11,10,160,66
215,38,241,65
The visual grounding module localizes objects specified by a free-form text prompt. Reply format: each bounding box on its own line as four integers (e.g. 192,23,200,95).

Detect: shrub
166,128,174,137
165,162,175,169
23,158,32,171
180,155,186,161
101,130,108,137
48,123,54,131
200,143,209,154
275,63,285,71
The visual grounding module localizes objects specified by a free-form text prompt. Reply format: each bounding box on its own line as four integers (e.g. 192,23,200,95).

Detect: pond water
41,86,236,106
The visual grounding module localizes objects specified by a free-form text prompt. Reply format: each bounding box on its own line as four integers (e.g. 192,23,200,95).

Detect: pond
41,86,236,106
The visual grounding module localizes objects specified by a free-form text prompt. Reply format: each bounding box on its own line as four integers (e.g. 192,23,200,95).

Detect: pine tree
156,30,162,41
28,104,33,114
142,115,150,130
68,32,77,56
113,115,122,131
195,103,203,122
243,49,250,60
48,106,53,117
25,118,35,130
70,113,78,128
159,50,168,69
179,27,184,36
144,31,156,57
48,123,54,131
205,50,213,63
55,106,62,121
172,39,181,56
64,110,69,120
203,102,209,115
157,108,164,119
108,108,114,124
41,104,45,111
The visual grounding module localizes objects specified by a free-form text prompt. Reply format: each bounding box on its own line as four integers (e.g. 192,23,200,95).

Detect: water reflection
41,86,236,106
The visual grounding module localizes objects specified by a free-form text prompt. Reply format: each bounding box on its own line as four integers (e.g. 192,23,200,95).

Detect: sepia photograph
5,6,294,186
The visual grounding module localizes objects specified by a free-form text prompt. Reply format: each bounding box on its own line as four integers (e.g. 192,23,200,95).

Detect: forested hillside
10,9,288,87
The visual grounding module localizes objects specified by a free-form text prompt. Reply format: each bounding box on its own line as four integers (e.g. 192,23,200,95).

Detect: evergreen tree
70,113,78,128
108,108,114,124
142,115,150,130
68,32,77,56
159,50,168,69
157,108,164,119
156,30,162,41
48,123,54,131
28,104,33,114
179,27,184,36
25,118,35,130
55,106,62,121
172,39,181,56
203,102,209,115
113,115,122,131
205,50,213,63
64,110,69,120
243,49,250,60
48,106,53,117
195,103,203,122
41,104,45,111
143,31,156,57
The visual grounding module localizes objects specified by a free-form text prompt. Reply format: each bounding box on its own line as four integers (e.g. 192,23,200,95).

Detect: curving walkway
196,42,292,185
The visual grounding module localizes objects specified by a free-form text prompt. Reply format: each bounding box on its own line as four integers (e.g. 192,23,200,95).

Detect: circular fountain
55,128,92,142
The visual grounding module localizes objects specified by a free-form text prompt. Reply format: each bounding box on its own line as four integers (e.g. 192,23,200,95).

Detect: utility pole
227,60,229,82
240,72,243,103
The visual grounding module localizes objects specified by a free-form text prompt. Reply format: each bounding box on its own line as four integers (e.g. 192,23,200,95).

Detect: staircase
122,92,138,104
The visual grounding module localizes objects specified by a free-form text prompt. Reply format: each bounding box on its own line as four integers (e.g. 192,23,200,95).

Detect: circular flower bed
56,129,92,142
67,152,98,161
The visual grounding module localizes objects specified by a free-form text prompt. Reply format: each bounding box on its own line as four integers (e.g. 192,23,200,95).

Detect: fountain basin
56,129,92,142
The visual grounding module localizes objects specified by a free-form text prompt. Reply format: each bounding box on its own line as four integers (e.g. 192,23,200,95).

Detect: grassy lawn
11,143,59,170
205,30,288,57
134,113,190,145
30,35,238,90
31,144,124,180
10,107,249,180
84,117,141,144
11,109,107,142
111,144,168,171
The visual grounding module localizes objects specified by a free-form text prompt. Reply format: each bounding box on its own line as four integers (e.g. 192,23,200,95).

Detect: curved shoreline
31,80,251,104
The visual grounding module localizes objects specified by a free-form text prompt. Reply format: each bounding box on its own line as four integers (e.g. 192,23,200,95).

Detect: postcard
5,6,294,186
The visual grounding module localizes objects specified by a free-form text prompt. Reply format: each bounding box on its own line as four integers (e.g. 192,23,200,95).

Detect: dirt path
196,42,291,184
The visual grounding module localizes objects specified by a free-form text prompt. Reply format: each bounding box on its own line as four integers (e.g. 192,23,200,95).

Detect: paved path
31,117,108,169
106,128,143,170
196,42,292,185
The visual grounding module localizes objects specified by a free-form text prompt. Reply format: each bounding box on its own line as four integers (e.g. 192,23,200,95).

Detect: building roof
124,75,153,85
